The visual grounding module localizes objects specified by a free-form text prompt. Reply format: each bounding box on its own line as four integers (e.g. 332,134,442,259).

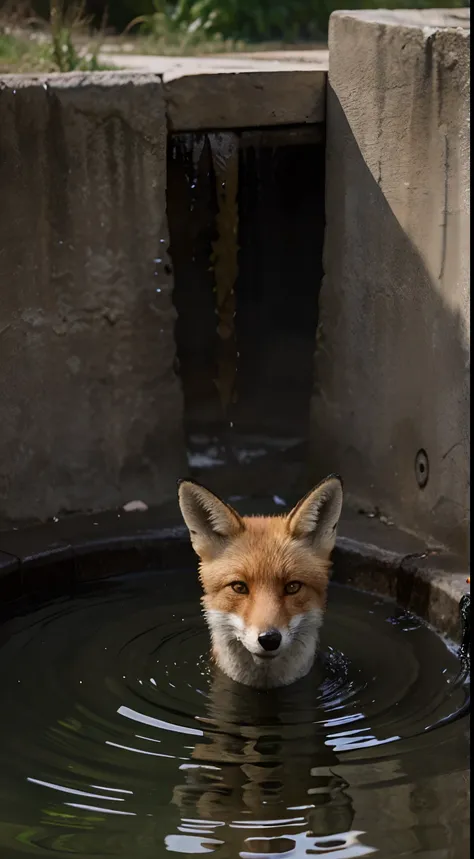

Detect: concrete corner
312,10,470,556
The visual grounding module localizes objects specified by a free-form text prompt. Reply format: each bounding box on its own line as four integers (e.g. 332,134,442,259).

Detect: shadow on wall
311,27,469,559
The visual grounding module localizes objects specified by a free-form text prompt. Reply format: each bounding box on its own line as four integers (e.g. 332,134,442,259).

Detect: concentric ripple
0,569,469,859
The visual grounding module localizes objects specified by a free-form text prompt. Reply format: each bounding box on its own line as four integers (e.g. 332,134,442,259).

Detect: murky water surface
0,570,469,858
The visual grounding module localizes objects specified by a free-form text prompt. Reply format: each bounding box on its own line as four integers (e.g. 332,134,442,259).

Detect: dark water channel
0,568,469,858
168,129,325,501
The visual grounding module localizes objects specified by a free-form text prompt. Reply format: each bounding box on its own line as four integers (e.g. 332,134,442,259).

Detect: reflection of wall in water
167,666,469,857
337,747,470,855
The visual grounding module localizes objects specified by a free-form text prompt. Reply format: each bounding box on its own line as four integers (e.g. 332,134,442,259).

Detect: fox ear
177,480,244,560
287,475,343,553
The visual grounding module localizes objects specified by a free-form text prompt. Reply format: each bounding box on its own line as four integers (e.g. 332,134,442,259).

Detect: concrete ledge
99,52,328,130
332,7,470,28
163,68,326,131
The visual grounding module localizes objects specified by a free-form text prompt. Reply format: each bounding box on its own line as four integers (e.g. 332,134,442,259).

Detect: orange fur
178,476,343,688
198,515,331,632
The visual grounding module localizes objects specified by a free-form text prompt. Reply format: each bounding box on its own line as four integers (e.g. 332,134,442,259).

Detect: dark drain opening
168,126,326,498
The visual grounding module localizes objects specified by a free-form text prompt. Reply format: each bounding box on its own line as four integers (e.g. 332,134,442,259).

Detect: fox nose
258,629,282,652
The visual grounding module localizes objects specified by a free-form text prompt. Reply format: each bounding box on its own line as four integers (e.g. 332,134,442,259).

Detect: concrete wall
312,10,470,557
0,60,327,527
0,26,470,549
0,74,185,523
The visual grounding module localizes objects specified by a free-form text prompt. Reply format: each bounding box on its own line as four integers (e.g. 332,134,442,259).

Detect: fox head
178,476,343,688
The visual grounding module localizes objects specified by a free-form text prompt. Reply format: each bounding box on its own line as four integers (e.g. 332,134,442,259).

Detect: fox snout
241,621,296,659
207,603,324,677
233,615,288,659
207,610,288,659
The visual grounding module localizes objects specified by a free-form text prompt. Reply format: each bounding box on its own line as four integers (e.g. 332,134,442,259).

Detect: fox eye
229,581,249,595
284,581,302,595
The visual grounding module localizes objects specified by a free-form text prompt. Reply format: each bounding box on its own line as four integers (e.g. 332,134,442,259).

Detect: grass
0,2,327,75
0,0,109,74
0,26,326,73
0,27,112,73
0,29,234,74
0,31,55,73
113,11,326,57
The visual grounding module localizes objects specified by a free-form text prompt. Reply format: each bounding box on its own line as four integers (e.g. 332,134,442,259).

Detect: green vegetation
131,0,344,43
0,1,105,73
122,3,248,54
49,0,103,71
0,31,52,73
0,0,468,74
95,0,468,42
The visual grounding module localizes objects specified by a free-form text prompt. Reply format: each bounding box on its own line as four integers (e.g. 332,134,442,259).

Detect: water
0,570,469,858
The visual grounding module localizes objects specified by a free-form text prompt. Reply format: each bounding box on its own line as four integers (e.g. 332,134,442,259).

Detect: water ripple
0,571,469,858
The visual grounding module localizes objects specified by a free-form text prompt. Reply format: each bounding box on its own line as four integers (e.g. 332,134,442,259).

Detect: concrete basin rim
0,519,468,649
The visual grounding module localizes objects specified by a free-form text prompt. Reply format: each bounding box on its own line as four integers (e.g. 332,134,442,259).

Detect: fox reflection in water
168,666,373,858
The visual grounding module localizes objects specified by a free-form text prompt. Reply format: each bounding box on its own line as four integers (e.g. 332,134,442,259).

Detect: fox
177,474,343,688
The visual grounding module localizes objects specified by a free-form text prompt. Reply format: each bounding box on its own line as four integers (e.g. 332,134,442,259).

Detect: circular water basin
0,564,469,858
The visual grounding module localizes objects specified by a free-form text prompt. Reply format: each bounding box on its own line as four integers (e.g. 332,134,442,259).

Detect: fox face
178,476,343,688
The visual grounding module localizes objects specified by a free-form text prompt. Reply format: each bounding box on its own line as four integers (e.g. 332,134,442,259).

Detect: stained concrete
0,73,185,524
312,9,470,558
99,54,328,130
163,68,326,131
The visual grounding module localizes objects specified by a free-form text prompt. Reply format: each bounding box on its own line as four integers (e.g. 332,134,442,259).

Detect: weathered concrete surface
163,67,326,131
99,55,328,130
0,73,185,524
312,10,470,557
